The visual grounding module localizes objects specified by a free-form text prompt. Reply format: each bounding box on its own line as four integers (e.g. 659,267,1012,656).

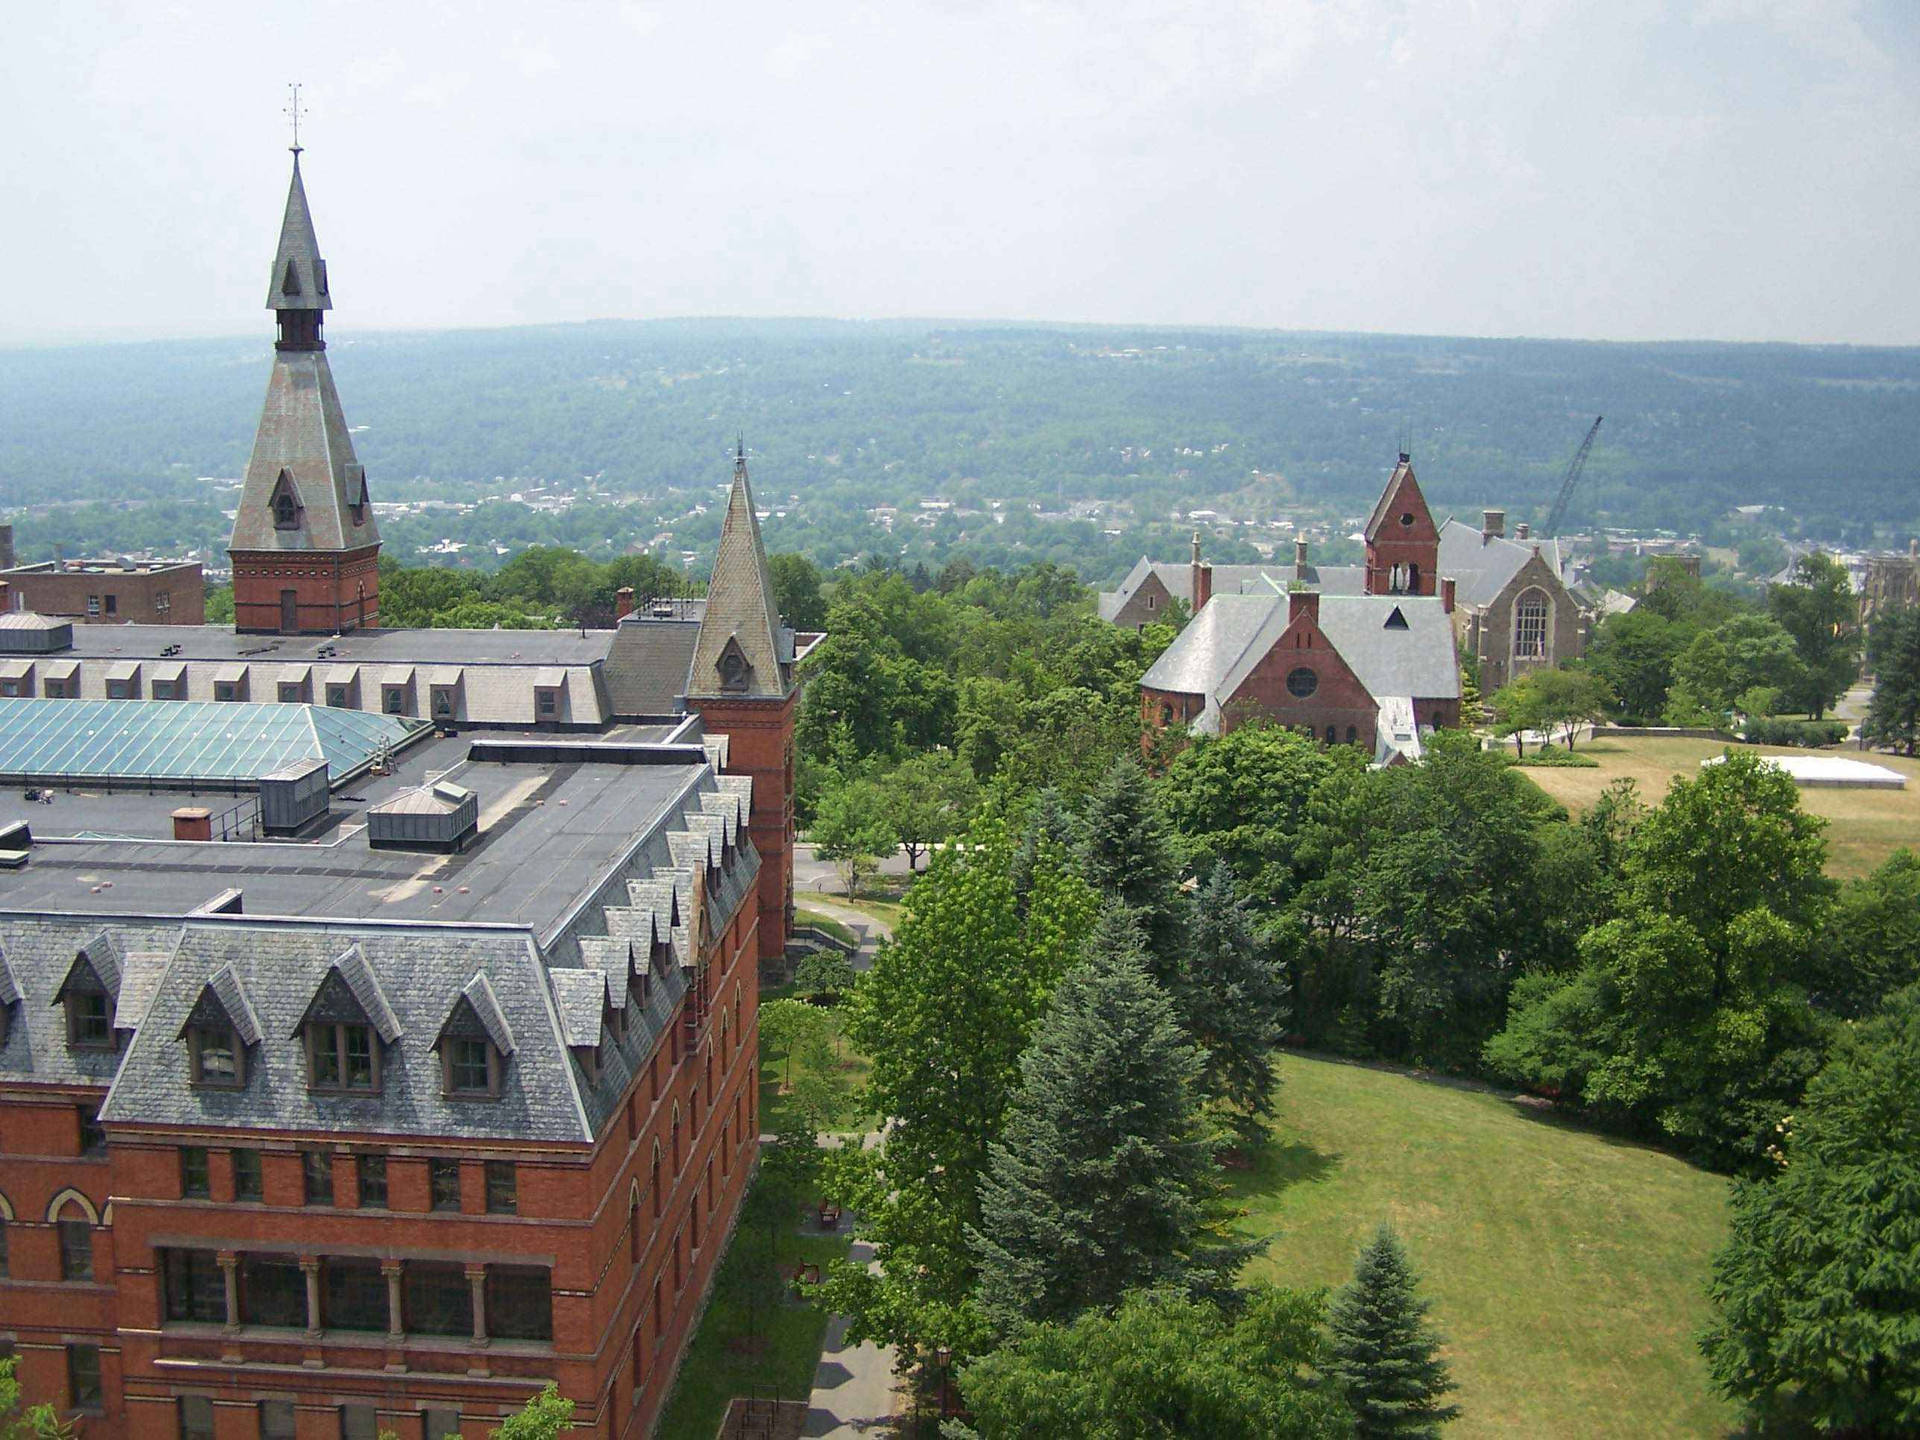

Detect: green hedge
1739,718,1849,747
1509,748,1601,768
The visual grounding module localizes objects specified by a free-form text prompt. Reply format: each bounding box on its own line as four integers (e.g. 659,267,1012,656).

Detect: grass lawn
1234,1053,1734,1439
1518,735,1920,879
760,999,875,1137
654,1204,849,1440
828,894,908,930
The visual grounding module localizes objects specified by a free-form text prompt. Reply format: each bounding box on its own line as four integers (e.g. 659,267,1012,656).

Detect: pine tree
967,910,1257,1329
1010,786,1077,911
1076,756,1185,959
1328,1227,1460,1439
1187,868,1289,1124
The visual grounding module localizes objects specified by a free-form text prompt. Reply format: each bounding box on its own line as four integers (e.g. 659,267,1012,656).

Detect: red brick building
0,561,205,626
1140,456,1462,762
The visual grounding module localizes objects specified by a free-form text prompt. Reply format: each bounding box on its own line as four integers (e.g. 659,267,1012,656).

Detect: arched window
1325,725,1337,745
650,1145,663,1220
671,1109,682,1174
1514,589,1550,660
1408,562,1421,593
1346,726,1358,745
629,1187,641,1263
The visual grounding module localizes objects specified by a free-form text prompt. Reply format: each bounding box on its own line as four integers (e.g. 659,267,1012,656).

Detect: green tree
768,551,828,631
969,913,1254,1328
886,750,976,871
1864,604,1920,755
492,1383,574,1439
1528,666,1614,748
0,1357,75,1439
1485,750,1834,1167
760,996,832,1089
1077,755,1185,959
1328,1227,1460,1439
1814,849,1920,1018
1160,721,1339,910
203,583,234,625
1767,552,1860,719
955,1288,1353,1439
792,950,859,1004
1701,988,1920,1433
1488,673,1548,755
1185,869,1288,1125
819,831,1099,1356
810,774,899,898
1669,613,1804,719
1585,609,1685,724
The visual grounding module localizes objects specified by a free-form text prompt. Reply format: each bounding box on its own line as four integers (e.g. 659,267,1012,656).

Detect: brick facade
1,563,204,626
231,548,380,637
690,691,798,960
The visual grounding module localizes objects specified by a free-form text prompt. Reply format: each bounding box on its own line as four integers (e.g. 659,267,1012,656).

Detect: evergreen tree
1328,1226,1461,1439
968,912,1256,1329
1864,604,1920,756
1010,786,1077,909
1076,756,1186,959
1186,868,1288,1124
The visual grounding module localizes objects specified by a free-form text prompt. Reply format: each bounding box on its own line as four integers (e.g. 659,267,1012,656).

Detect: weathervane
285,82,305,154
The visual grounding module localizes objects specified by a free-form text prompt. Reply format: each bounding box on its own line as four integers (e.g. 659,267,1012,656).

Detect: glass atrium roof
0,699,429,785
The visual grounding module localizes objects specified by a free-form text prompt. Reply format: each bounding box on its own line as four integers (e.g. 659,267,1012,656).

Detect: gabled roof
1437,518,1573,610
294,943,403,1043
1140,594,1275,695
688,450,789,700
0,946,17,1008
577,936,638,1008
267,153,330,312
438,972,516,1056
1366,458,1434,541
550,968,609,1048
52,930,125,1004
178,963,263,1047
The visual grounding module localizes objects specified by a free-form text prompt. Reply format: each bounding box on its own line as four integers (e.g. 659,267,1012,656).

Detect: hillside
3,319,1917,576
1238,1052,1733,1438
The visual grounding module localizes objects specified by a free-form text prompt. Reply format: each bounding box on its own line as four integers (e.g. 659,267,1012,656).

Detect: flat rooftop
58,624,617,666
0,728,702,940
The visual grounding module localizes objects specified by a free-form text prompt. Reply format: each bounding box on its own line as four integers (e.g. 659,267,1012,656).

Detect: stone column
301,1257,322,1337
466,1264,488,1347
383,1261,405,1339
217,1251,241,1332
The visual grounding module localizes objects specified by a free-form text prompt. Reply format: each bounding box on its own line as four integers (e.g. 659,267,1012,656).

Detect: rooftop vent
258,759,329,834
368,781,479,853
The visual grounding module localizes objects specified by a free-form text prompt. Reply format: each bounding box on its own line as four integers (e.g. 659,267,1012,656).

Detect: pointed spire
689,443,788,699
267,153,330,312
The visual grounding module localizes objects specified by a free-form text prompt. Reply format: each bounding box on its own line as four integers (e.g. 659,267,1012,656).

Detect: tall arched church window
1514,589,1550,660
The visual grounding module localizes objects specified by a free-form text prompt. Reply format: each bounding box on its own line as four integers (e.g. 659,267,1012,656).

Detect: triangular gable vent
1385,606,1409,630
281,259,301,297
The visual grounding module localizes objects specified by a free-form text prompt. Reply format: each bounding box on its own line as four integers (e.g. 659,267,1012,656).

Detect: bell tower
228,134,381,634
687,443,800,959
1364,453,1440,598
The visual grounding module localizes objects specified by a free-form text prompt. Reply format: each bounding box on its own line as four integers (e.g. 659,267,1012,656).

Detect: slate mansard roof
0,758,757,1146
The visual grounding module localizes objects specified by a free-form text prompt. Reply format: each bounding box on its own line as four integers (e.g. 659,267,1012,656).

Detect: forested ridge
3,318,1917,575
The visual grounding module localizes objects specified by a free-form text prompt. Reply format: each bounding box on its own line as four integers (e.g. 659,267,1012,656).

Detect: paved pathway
793,900,901,1435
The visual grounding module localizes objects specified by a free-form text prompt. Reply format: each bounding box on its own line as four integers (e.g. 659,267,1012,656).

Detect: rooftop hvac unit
258,759,330,834
368,780,479,853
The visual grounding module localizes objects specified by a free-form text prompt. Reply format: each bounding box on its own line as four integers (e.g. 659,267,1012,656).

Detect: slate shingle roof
687,455,789,700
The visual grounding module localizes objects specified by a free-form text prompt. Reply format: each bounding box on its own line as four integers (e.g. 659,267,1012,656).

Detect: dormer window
346,466,369,527
269,471,303,532
436,973,515,1102
292,947,401,1097
446,1038,497,1097
190,1025,241,1086
716,636,752,692
309,1022,378,1092
180,965,260,1090
70,991,112,1048
52,942,122,1053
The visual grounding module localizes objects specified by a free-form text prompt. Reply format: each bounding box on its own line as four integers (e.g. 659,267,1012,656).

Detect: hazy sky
6,0,1917,346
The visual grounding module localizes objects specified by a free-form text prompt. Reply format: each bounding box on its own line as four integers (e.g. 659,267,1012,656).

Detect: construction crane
1544,415,1603,538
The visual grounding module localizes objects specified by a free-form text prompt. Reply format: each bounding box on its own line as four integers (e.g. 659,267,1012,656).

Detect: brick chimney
1288,589,1320,627
1194,563,1213,612
172,807,213,842
1516,522,1530,541
0,581,12,612
1441,576,1456,614
1482,509,1505,542
615,586,636,621
1294,536,1308,569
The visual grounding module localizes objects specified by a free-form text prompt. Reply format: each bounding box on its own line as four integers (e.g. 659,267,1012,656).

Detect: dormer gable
714,634,754,693
269,469,304,532
178,964,262,1089
551,969,613,1081
435,974,514,1100
293,945,401,1094
0,945,18,1049
51,933,125,1050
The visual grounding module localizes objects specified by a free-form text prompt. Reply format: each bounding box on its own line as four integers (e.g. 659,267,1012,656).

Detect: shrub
1508,748,1600,768
1738,717,1848,747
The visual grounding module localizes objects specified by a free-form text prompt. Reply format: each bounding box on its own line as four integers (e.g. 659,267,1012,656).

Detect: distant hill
2,318,1915,554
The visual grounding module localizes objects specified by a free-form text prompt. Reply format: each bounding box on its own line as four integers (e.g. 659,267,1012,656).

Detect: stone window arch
1514,587,1551,661
47,1188,98,1225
